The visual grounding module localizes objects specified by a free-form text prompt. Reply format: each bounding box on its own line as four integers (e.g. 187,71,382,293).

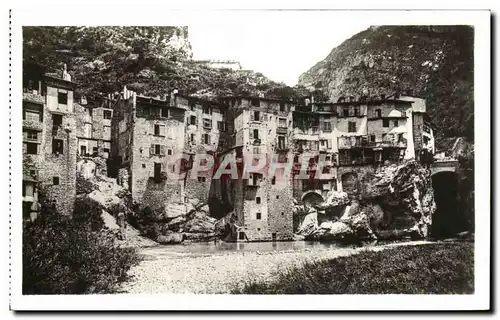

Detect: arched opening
302,191,324,208
341,172,359,196
431,171,465,238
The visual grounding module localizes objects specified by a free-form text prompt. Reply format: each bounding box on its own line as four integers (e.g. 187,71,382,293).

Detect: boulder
157,233,184,244
296,208,318,237
318,190,350,209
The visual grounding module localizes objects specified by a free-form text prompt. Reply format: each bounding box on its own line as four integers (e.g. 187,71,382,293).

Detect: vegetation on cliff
23,27,316,101
299,26,474,147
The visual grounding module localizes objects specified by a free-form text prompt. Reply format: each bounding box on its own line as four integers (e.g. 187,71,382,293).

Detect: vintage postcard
9,7,490,311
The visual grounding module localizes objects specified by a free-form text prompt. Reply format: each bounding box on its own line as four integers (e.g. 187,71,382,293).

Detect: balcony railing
23,92,45,105
276,127,288,134
338,134,407,149
22,120,43,131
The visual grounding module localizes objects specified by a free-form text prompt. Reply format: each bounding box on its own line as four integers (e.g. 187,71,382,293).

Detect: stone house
22,62,78,216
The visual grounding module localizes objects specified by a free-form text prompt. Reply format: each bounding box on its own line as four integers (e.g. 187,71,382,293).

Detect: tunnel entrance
302,191,324,208
431,171,465,238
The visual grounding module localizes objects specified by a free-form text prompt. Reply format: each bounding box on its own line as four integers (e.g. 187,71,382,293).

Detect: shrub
234,243,474,294
76,172,94,195
73,197,105,231
23,202,141,294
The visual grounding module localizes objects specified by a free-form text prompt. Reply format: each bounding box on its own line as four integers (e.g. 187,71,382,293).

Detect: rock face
295,160,436,242
299,26,474,145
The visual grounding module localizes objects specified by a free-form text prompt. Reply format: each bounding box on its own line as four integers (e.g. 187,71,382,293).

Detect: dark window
272,233,277,241
198,176,206,182
348,121,356,133
394,120,399,127
53,177,59,185
276,195,279,199
239,232,245,240
278,136,286,149
53,114,63,127
343,108,349,117
167,149,172,155
254,111,260,121
251,99,260,107
253,129,259,140
190,115,196,125
271,176,276,185
142,164,146,168
203,118,212,129
370,135,376,142
217,121,226,132
154,163,162,180
256,212,262,220
376,109,382,118
92,147,98,155
52,139,63,154
256,197,261,204
279,102,286,112
103,110,112,119
26,142,37,154
155,144,161,155
103,148,110,153
189,100,196,111
80,145,86,155
204,134,210,144
154,124,160,135
383,119,390,127
354,107,360,116
58,92,67,105
203,105,212,115
190,134,195,142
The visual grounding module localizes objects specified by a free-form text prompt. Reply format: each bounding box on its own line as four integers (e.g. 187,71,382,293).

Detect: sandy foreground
121,241,431,294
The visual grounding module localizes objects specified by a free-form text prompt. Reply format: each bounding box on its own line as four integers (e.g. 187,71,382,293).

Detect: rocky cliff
295,160,436,242
299,26,474,146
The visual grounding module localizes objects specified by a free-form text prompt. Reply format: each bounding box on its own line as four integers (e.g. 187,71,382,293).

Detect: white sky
188,13,370,86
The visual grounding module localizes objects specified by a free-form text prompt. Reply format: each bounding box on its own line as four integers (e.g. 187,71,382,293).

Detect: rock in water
157,233,184,244
296,208,318,237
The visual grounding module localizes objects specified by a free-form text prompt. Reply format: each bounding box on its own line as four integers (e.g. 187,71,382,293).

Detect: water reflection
145,240,361,257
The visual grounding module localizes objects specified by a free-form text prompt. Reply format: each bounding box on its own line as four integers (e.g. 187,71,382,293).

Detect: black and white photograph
8,6,491,311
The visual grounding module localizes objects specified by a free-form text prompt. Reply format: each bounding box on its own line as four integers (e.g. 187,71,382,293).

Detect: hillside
23,27,310,101
299,26,474,147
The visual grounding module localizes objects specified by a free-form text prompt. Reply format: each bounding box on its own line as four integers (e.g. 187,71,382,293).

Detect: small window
279,102,286,112
383,119,390,127
354,107,360,116
80,145,87,155
155,144,161,155
203,134,211,145
167,149,172,156
394,120,399,127
343,108,349,117
103,110,112,119
190,115,197,125
278,118,287,128
239,232,245,240
271,177,276,185
375,109,382,118
276,195,279,199
26,130,38,141
217,121,226,132
190,134,195,143
58,92,68,105
370,135,376,142
52,139,64,154
103,148,110,153
52,114,63,127
254,111,260,121
92,147,98,155
142,164,146,168
251,99,260,107
203,105,212,115
154,124,160,135
53,177,60,185
198,176,207,182
348,121,356,133
256,212,262,220
189,100,196,111
26,142,37,155
281,212,284,216
253,129,259,140
256,197,261,204
203,118,212,129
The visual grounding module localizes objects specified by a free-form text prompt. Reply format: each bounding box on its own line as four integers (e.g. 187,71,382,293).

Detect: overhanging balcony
276,127,288,135
23,92,45,105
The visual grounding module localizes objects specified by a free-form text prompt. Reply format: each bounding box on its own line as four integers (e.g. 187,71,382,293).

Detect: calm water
140,240,366,259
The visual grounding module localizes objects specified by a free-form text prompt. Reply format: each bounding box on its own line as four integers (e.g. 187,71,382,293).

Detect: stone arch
431,171,464,238
341,172,359,196
301,190,324,208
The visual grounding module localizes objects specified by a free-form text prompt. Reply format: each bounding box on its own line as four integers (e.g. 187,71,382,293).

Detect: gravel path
121,241,431,294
